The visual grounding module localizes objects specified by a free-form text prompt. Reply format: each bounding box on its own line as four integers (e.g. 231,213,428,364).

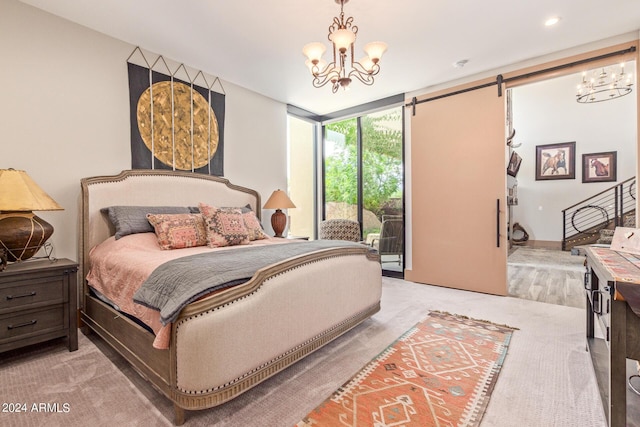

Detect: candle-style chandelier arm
348,66,377,86
350,53,381,75
310,62,340,88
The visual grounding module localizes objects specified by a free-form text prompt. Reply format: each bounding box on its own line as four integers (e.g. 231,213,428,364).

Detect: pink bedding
86,233,290,349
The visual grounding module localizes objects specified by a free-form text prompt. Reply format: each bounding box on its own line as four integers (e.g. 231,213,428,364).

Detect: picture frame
507,151,522,177
535,141,575,181
582,151,617,183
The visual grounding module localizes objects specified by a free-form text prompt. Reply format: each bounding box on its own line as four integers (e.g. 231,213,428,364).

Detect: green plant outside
325,107,403,220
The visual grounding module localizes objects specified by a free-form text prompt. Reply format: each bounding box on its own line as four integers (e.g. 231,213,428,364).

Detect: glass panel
361,107,404,273
324,118,358,223
287,115,315,240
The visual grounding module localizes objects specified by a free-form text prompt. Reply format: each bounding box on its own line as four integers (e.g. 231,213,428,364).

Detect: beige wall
0,0,288,262
287,116,315,239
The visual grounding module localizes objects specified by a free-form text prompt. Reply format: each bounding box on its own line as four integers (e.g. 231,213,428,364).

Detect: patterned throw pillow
243,211,269,241
199,203,250,247
146,213,207,250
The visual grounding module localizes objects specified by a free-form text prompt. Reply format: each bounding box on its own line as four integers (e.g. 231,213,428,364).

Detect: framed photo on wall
535,141,575,181
582,151,617,183
507,151,522,177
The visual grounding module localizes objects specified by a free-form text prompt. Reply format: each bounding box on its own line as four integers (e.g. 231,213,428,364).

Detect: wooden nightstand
0,258,78,353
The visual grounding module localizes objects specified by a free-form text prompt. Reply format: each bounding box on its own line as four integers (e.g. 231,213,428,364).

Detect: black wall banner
127,62,225,176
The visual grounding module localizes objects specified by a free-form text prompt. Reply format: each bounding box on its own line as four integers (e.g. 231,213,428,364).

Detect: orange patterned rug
296,311,515,427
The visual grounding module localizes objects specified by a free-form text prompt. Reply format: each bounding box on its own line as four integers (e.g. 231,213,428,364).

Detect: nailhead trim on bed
173,254,378,396
172,303,380,402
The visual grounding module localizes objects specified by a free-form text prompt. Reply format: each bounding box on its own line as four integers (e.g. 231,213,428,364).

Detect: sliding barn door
407,85,507,295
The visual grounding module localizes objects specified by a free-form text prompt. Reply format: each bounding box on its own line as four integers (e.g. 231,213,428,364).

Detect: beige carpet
0,333,166,426
0,277,613,426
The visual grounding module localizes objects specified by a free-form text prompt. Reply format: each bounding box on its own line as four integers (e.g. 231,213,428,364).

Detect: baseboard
513,240,562,250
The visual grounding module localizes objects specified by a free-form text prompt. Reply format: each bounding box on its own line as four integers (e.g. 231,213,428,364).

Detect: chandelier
302,0,387,93
576,63,633,103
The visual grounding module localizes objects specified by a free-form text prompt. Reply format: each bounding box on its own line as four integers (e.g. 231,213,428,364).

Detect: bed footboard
169,249,382,412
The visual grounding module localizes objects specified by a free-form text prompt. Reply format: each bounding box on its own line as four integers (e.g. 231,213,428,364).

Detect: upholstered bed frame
79,170,382,424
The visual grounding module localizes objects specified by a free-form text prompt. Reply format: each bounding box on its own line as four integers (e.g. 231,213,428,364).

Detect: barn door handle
496,199,500,248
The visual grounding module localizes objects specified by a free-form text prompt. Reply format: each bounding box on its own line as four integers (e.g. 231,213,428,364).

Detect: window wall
324,106,404,275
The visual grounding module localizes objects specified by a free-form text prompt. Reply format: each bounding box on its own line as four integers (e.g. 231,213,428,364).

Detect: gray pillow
101,206,190,239
188,204,252,214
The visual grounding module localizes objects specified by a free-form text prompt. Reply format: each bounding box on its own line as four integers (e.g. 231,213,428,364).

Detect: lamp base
0,212,54,262
271,209,287,238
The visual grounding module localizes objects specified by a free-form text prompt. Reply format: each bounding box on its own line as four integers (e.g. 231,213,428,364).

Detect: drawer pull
7,319,37,330
592,290,603,315
6,291,36,300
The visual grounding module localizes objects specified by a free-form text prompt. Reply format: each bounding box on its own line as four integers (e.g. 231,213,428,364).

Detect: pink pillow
146,213,207,250
199,203,250,247
243,211,269,240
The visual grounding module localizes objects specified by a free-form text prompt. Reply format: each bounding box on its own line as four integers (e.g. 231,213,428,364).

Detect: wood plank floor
508,246,586,308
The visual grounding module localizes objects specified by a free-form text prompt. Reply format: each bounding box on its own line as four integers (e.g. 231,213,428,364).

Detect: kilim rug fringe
429,310,520,330
296,311,516,427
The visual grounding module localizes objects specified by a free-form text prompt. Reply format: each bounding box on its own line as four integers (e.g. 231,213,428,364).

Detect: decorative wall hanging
535,141,576,181
582,151,617,183
507,151,522,177
127,47,225,175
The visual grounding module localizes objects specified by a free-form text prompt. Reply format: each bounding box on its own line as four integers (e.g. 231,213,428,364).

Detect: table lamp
0,169,64,262
263,189,296,238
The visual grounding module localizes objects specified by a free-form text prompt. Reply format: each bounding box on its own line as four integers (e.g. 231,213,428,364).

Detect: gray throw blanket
133,240,373,325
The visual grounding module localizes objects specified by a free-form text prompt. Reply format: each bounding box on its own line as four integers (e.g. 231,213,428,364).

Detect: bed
79,169,382,425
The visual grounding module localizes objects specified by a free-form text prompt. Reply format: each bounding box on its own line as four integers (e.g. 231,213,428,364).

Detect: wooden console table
584,246,640,427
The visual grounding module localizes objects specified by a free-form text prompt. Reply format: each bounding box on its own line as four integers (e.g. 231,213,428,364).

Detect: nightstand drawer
0,276,66,313
0,259,77,353
0,305,65,342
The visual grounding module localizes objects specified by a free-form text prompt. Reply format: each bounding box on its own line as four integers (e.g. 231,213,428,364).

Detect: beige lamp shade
0,169,63,211
263,190,296,210
302,42,326,63
0,169,63,262
263,190,295,238
329,29,356,51
364,41,388,62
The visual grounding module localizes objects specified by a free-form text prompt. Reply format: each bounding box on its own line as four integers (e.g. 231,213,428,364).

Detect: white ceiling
20,0,640,116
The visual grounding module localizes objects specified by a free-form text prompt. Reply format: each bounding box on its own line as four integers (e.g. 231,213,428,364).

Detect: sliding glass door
362,108,403,273
323,106,404,275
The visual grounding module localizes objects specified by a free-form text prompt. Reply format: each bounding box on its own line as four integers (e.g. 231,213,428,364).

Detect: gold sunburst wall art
127,62,225,175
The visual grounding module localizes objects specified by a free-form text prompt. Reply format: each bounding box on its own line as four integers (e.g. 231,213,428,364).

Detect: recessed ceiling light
545,16,561,26
453,59,469,69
